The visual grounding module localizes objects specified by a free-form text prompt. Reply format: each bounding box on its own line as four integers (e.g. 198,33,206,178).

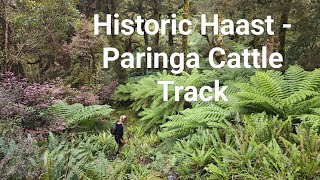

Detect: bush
99,80,119,104
21,82,64,108
0,73,67,137
0,129,40,179
67,86,100,106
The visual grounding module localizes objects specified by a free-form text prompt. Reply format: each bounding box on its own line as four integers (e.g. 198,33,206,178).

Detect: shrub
0,73,27,123
0,129,40,179
0,73,66,137
99,80,119,104
67,86,100,106
21,82,64,108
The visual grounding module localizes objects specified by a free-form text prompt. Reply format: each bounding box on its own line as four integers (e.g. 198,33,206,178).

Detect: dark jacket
115,122,124,139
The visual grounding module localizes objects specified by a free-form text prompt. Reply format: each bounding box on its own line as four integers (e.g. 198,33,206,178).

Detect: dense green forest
0,0,320,179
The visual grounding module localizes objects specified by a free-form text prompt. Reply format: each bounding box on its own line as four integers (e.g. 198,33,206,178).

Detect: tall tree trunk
143,23,149,75
168,0,174,55
4,1,9,71
182,0,189,71
108,0,128,82
153,0,160,70
212,0,226,63
137,1,148,75
279,0,291,68
110,0,116,39
153,0,160,53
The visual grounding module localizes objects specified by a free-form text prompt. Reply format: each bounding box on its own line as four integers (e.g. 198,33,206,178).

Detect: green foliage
299,108,320,134
41,126,165,180
236,66,320,118
158,67,253,139
1,0,320,178
9,0,80,82
170,113,320,179
287,1,320,70
114,70,214,131
72,153,112,180
41,132,118,179
64,19,106,86
50,100,114,127
114,67,255,133
159,103,230,139
171,129,218,179
0,130,40,179
113,83,132,102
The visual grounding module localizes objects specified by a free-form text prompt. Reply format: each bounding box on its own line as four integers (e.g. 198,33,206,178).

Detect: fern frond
50,100,114,126
252,71,284,99
236,67,320,118
159,104,230,139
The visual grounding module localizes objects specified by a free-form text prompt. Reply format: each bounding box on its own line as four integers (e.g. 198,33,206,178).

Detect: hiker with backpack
111,115,127,156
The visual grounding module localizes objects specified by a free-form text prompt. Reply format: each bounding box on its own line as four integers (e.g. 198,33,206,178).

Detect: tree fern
158,78,240,140
159,103,231,139
236,66,320,118
300,108,320,133
113,83,132,101
114,70,213,131
50,100,114,126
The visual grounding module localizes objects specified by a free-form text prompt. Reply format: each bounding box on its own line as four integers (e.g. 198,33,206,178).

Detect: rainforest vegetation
0,0,320,179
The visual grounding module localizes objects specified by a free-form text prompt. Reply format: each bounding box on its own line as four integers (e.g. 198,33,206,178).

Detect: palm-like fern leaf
236,66,320,118
50,100,114,126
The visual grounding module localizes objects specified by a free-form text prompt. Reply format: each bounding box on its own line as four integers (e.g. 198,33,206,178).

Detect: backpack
110,123,117,135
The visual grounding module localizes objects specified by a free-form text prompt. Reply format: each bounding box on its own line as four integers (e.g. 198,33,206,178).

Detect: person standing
114,115,126,156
